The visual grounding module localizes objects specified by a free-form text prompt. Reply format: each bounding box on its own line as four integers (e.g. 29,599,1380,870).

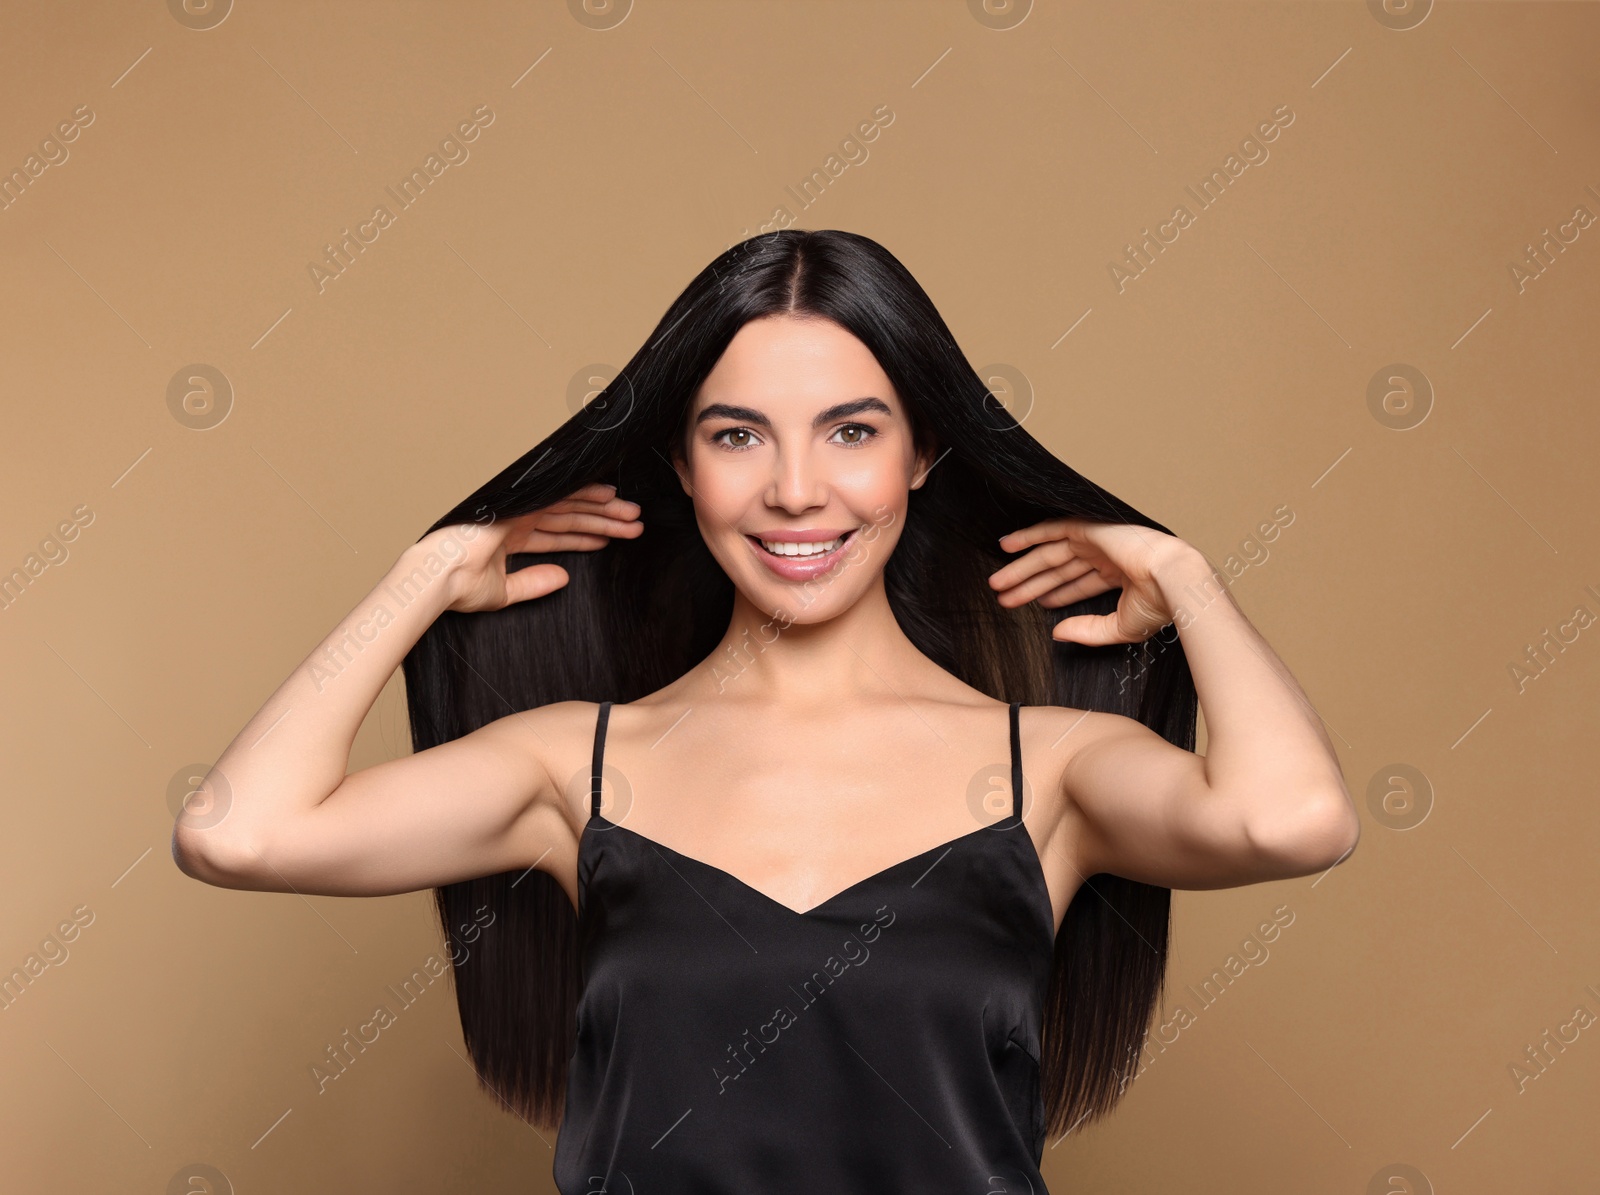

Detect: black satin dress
552,700,1056,1194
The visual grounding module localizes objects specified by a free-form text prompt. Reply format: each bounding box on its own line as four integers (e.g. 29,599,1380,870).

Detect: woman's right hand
430,482,642,615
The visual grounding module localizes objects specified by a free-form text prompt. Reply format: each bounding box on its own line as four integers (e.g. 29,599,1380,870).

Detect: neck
690,572,929,707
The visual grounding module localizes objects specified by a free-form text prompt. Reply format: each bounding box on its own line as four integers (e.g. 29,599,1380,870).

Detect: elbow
1305,796,1361,870
1248,790,1361,877
171,821,266,890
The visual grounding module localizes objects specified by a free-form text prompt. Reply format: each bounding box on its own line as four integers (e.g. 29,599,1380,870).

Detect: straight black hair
401,228,1195,1136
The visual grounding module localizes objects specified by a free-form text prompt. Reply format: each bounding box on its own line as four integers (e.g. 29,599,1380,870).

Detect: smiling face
670,314,935,624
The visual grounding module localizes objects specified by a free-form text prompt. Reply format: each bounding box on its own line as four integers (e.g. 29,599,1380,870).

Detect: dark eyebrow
694,396,893,431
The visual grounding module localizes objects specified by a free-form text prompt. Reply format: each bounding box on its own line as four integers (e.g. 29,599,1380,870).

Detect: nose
765,439,828,513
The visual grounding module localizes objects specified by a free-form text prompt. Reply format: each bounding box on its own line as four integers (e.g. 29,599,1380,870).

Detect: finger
537,494,640,520
998,517,1091,552
559,492,640,513
1035,571,1110,608
522,532,616,553
531,485,624,514
530,507,641,532
1051,611,1128,647
504,562,570,605
994,558,1095,608
524,511,643,541
989,538,1081,591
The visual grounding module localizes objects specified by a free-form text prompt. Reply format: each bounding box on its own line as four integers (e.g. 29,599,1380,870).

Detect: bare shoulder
1010,702,1127,926
1016,701,1119,791
1015,701,1145,842
1024,702,1174,800
1023,701,1149,752
475,699,607,870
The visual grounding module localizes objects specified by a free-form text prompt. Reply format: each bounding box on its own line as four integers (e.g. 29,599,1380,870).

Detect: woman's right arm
171,483,641,897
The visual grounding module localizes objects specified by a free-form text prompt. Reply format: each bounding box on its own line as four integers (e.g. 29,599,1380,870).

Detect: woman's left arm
991,519,1360,890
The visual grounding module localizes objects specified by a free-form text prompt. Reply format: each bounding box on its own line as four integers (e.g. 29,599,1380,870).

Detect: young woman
174,229,1358,1193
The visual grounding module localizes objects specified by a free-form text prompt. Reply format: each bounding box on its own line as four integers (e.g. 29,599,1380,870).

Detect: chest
576,810,1055,1013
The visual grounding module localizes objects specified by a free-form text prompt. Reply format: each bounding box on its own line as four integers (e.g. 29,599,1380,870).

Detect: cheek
686,454,758,516
833,456,911,508
688,469,768,567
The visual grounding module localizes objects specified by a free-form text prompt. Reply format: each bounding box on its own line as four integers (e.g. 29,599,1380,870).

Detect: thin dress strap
591,701,612,819
1008,701,1023,821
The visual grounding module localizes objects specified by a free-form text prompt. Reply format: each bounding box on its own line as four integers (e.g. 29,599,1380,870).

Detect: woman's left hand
988,518,1196,645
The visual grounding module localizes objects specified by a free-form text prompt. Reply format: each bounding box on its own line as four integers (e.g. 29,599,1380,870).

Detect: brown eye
833,423,878,447
713,427,758,450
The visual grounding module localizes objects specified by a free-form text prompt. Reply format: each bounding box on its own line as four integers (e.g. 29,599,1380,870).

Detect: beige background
2,1,1597,1191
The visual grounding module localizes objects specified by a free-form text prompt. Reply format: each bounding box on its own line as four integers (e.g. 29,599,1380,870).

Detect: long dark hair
401,229,1195,1137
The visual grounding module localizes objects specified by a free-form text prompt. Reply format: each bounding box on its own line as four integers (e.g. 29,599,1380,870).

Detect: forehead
692,315,898,412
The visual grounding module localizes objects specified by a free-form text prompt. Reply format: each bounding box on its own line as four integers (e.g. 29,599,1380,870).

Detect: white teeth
760,536,843,557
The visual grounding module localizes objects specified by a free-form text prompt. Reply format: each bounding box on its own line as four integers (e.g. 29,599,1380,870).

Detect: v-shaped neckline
582,811,1028,920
